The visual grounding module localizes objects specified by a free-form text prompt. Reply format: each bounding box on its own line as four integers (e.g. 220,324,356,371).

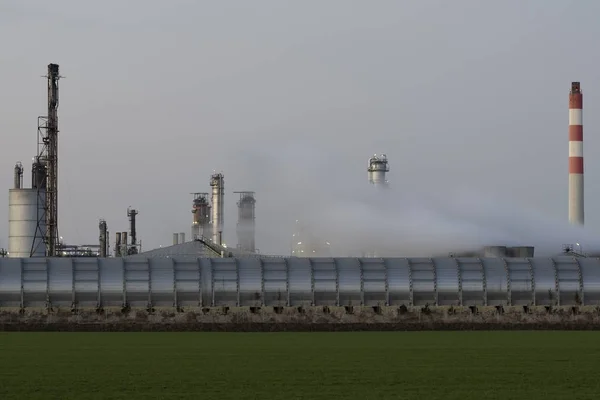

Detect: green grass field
1,332,599,399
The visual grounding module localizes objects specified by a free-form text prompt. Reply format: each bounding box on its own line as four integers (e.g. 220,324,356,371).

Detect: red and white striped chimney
569,82,584,225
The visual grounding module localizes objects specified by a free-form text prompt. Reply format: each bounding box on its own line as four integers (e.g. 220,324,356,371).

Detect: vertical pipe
115,232,122,257
99,219,107,258
13,162,23,189
569,82,584,225
122,232,128,255
173,233,179,245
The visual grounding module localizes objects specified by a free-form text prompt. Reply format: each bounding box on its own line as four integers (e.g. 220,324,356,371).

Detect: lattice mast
32,64,62,257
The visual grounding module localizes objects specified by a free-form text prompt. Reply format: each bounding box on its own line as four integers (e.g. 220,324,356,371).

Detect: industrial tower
569,82,584,225
210,173,225,245
31,64,62,257
191,192,211,240
98,219,108,257
368,154,389,187
127,207,139,255
234,191,256,252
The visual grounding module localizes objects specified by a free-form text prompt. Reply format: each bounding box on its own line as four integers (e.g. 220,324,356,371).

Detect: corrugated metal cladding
0,257,598,309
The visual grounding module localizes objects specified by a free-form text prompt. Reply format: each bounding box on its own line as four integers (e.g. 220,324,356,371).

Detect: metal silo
210,173,225,245
8,188,45,257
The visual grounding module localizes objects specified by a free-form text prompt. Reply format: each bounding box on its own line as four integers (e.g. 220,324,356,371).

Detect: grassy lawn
0,331,599,399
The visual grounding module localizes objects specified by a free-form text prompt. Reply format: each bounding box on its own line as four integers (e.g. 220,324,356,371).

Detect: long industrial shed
0,256,596,310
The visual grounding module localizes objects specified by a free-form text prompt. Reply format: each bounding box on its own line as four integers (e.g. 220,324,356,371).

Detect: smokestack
179,232,185,244
99,219,108,258
122,232,128,255
13,162,23,189
115,232,122,257
127,207,138,255
173,233,179,245
569,82,584,225
368,154,389,187
210,173,225,245
234,191,256,252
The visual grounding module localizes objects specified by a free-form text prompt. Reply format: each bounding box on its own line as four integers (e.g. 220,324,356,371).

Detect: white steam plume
229,143,599,257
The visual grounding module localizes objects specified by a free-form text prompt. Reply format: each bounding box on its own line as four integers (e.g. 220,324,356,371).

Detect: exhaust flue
569,82,584,225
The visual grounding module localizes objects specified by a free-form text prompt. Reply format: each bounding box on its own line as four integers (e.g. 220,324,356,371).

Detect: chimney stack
569,82,584,225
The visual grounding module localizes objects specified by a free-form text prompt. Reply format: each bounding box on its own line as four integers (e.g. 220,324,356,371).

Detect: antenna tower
31,64,62,257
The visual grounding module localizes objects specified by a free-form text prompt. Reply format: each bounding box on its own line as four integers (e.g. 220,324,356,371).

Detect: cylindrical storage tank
8,189,45,257
483,246,507,258
179,232,185,244
173,233,179,245
510,246,535,258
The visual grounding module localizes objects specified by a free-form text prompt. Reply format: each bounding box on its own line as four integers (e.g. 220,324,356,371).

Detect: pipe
115,232,122,257
13,162,23,189
99,219,107,258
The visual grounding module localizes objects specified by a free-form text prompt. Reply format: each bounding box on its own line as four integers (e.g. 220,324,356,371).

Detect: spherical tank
8,189,45,257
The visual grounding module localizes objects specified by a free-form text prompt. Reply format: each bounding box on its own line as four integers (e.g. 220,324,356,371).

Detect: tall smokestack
569,82,584,225
127,207,138,255
99,219,108,258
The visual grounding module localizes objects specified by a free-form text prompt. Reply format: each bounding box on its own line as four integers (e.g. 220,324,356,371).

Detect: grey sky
1,0,599,255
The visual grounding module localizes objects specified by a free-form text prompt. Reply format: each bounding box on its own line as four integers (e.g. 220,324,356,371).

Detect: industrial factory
0,64,597,310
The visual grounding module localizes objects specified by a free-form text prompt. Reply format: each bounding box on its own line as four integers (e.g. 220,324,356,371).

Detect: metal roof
125,240,220,259
0,256,597,309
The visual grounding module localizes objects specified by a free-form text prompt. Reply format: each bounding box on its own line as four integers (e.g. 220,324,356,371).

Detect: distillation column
234,191,256,252
210,173,225,245
569,82,584,225
127,207,138,255
99,219,108,257
368,154,389,187
191,193,211,240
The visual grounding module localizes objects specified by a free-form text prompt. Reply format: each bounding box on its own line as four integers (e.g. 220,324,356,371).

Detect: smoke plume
228,142,599,258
